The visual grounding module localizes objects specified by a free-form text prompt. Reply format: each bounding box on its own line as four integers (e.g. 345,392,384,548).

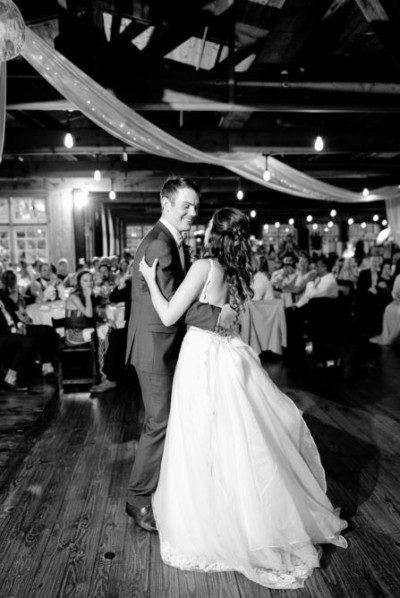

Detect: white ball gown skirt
153,327,347,590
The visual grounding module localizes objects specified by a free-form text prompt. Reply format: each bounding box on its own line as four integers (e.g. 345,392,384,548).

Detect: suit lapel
156,220,185,276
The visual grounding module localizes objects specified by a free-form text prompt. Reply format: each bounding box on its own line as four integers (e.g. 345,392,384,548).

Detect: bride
139,207,347,590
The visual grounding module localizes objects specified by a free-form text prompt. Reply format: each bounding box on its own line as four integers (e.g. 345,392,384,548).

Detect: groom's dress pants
127,369,173,508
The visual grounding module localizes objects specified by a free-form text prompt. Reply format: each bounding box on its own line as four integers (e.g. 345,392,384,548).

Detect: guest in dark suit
125,177,231,533
0,292,35,391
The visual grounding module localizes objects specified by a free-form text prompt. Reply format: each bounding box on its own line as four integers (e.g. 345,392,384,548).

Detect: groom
125,177,227,533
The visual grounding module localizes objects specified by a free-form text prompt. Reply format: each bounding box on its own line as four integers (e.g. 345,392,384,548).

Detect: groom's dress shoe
126,503,158,534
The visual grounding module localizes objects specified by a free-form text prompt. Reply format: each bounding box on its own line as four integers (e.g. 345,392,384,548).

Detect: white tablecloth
26,300,66,326
26,301,125,328
240,299,287,355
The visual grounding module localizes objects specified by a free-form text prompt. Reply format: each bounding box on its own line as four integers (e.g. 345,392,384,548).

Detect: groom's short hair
160,177,200,206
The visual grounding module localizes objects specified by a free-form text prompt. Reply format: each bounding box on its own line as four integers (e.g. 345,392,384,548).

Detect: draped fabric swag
0,62,6,162
20,28,400,210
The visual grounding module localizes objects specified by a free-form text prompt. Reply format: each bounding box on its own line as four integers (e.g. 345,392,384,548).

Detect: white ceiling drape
20,28,400,207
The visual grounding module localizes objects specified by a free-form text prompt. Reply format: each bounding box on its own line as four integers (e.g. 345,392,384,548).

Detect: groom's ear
161,196,169,211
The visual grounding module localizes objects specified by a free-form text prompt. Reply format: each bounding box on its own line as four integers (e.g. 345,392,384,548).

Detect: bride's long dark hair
204,207,254,313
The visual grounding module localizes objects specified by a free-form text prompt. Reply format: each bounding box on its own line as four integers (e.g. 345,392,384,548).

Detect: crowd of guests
1,238,399,392
250,239,400,353
0,253,133,392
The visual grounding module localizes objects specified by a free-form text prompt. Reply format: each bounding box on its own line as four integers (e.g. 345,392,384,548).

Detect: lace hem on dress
160,538,319,590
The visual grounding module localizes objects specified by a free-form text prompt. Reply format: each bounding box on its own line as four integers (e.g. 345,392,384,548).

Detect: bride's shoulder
188,258,211,275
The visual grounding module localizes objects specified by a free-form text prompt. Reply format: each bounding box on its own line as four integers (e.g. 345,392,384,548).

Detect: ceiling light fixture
362,188,369,197
63,111,74,149
236,179,244,200
109,179,116,200
314,135,324,152
93,154,101,181
330,209,337,218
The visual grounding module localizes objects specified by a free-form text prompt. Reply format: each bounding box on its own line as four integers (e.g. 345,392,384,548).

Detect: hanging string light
250,210,256,218
362,188,369,197
348,218,354,225
63,111,74,149
109,179,116,200
93,154,101,181
314,135,324,152
306,214,313,223
372,214,379,222
288,218,294,225
236,179,244,200
263,155,271,182
330,209,337,218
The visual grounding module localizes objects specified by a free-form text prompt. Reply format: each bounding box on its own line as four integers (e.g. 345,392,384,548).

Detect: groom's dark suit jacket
126,220,220,376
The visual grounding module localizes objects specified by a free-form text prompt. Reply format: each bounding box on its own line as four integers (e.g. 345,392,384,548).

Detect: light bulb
275,222,280,228
362,188,369,197
372,214,379,222
361,222,366,228
306,215,313,223
109,190,116,200
237,189,244,200
314,135,324,152
94,169,101,182
348,218,354,225
288,218,294,226
330,209,337,217
64,132,74,149
250,210,256,218
312,223,318,230
263,169,271,182
328,221,333,228
382,219,388,226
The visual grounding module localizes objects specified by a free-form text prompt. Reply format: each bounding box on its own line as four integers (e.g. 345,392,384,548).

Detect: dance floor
0,340,399,597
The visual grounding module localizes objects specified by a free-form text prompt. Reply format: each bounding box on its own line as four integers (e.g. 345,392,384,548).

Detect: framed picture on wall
10,198,48,224
0,198,10,223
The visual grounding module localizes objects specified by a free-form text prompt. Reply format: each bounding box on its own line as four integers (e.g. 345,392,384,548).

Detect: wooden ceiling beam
354,0,400,76
4,127,400,155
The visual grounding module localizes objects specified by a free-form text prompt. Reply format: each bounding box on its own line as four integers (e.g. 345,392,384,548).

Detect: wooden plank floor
0,341,399,598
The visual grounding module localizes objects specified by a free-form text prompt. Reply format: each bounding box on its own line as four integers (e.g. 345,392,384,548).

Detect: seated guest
289,252,316,303
93,260,115,300
65,269,97,344
114,258,130,288
90,269,132,394
0,290,36,391
16,259,34,293
296,255,338,308
1,269,57,376
370,266,400,345
270,254,298,306
356,255,385,334
27,262,60,303
285,255,338,354
252,258,274,301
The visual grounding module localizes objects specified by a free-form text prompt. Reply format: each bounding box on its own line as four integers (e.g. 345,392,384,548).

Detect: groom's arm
185,301,220,331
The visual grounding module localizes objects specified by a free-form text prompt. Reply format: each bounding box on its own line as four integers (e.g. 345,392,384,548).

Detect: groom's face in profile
163,187,199,233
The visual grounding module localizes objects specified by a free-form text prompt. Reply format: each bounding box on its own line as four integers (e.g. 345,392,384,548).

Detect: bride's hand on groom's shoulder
139,256,159,283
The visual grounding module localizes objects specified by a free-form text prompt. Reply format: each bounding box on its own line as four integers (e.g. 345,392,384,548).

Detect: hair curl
204,207,254,315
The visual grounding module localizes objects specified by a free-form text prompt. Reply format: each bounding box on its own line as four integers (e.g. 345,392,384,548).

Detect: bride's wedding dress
153,260,347,590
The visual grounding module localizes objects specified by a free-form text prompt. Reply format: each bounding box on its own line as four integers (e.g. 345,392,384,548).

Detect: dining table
26,301,126,329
